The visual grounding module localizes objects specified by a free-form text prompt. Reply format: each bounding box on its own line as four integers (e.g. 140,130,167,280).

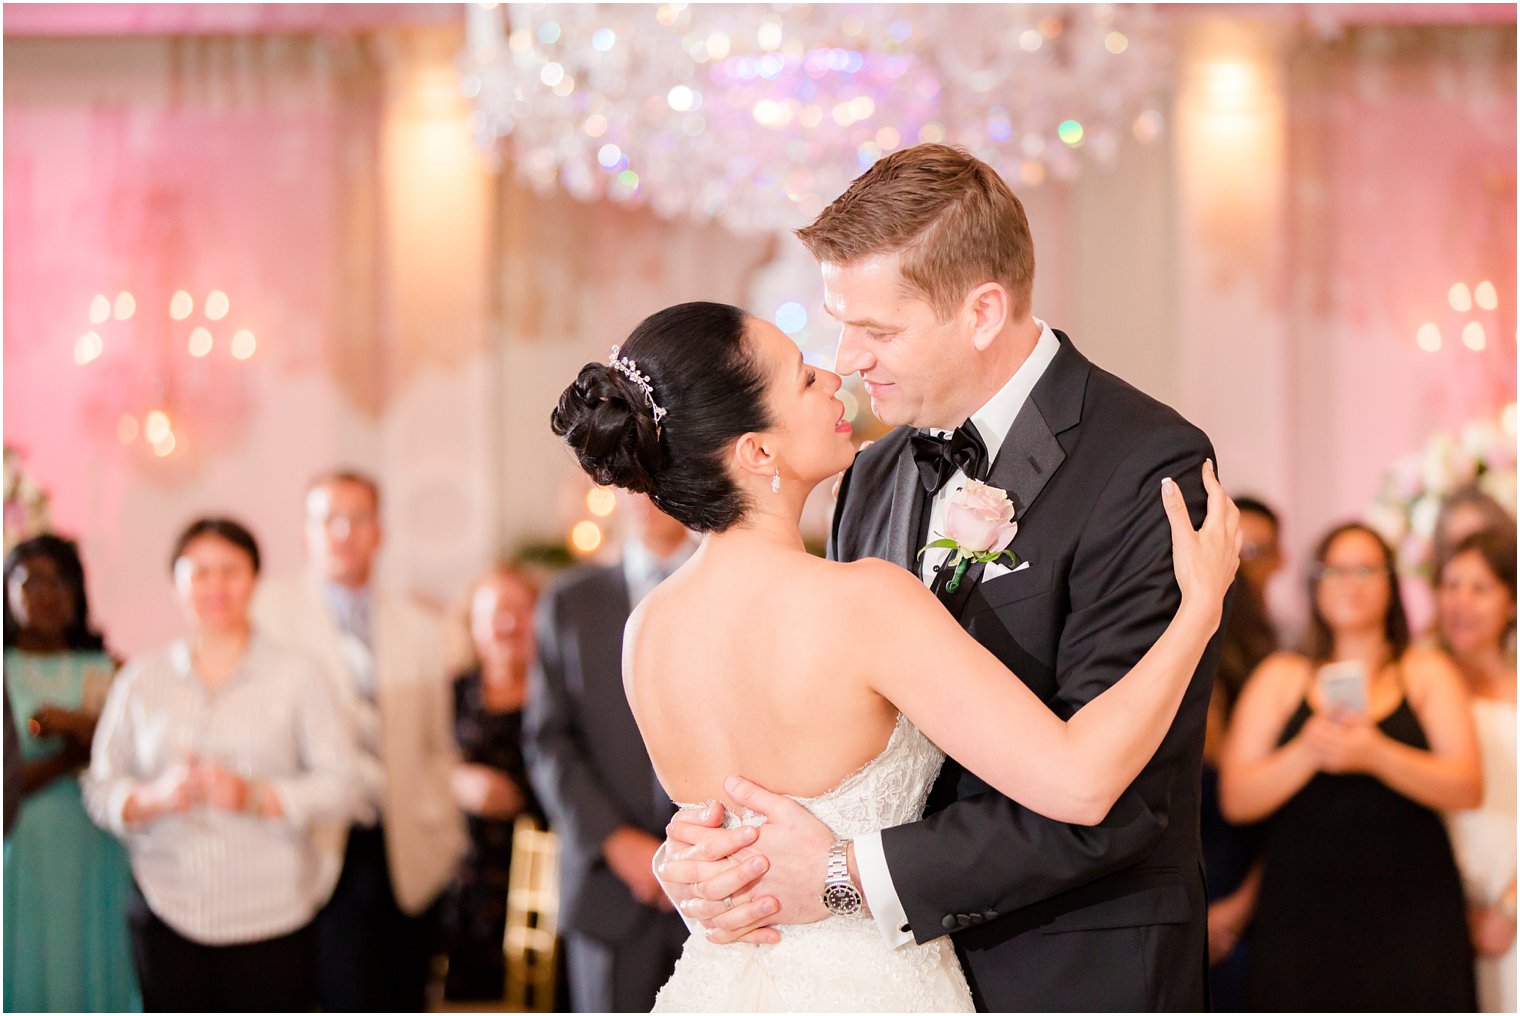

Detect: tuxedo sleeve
523,585,625,856
880,424,1216,944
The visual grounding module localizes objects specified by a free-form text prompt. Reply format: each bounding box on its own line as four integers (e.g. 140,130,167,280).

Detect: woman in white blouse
1438,527,1518,1013
86,518,360,1012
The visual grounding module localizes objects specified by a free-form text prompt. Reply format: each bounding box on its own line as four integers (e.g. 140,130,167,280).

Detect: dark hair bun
551,303,768,533
551,363,666,495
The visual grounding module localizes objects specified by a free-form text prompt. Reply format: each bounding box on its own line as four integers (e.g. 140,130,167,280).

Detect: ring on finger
724,896,735,911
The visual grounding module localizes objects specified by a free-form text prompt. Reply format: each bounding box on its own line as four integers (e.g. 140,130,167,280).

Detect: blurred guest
442,564,545,1001
1221,522,1481,1011
1200,573,1275,1010
252,470,464,1011
526,493,694,1013
1437,528,1517,1012
1434,485,1514,580
85,518,357,1011
1233,496,1286,608
3,534,138,1012
4,694,18,836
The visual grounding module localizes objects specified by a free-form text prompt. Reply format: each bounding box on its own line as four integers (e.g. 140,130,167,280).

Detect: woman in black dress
1221,522,1481,1011
442,565,544,1001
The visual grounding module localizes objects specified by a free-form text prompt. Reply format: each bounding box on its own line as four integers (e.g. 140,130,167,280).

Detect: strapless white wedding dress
652,714,975,1012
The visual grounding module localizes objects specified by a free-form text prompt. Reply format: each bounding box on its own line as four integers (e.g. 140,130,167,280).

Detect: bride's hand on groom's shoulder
1163,458,1241,623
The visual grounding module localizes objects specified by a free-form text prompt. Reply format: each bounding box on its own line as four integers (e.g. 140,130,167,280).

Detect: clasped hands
1298,707,1384,775
124,753,278,823
654,775,840,945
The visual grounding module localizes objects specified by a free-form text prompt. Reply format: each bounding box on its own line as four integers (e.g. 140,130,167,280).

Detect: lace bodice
674,712,946,842
656,714,973,1012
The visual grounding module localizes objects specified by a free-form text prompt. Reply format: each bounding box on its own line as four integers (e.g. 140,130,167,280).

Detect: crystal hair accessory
608,345,669,433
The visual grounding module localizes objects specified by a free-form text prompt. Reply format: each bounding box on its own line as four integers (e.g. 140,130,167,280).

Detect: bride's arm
863,461,1238,826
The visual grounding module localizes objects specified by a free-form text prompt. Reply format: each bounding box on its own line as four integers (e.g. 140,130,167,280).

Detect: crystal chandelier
461,4,1174,234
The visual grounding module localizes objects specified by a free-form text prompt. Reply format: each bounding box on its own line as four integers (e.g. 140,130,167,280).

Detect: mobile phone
1317,660,1368,716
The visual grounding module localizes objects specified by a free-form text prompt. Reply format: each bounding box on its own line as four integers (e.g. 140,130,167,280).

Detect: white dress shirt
84,634,360,945
855,318,1060,949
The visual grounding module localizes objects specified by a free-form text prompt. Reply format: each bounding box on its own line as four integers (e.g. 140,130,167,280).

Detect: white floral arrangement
1366,403,1517,575
3,445,52,554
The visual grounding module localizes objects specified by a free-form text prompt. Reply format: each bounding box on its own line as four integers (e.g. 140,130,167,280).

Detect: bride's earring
771,467,782,494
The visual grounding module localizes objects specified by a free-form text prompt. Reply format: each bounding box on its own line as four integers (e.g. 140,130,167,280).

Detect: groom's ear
965,282,1010,353
731,432,776,480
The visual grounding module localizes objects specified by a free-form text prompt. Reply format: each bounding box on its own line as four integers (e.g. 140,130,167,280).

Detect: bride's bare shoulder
824,556,936,606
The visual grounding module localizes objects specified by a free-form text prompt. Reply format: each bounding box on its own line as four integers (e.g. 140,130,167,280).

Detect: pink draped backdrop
3,5,1514,652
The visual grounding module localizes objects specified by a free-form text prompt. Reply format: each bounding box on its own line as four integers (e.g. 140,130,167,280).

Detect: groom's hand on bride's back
658,776,837,944
659,798,782,944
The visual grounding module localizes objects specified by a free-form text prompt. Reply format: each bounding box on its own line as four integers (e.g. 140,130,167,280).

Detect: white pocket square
982,559,1031,581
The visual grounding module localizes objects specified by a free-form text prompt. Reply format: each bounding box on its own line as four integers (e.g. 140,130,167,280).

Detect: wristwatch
820,838,864,917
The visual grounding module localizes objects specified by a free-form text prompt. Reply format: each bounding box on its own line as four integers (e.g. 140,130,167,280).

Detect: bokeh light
73,332,104,365
144,410,172,444
775,301,808,334
586,487,617,517
169,290,194,320
1462,321,1487,351
188,327,213,358
571,520,603,554
230,330,257,360
1416,322,1442,352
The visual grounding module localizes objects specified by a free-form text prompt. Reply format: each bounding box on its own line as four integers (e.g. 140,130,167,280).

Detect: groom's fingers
725,774,801,819
665,816,754,860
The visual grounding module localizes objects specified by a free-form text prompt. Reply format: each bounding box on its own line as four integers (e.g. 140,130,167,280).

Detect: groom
659,144,1223,1011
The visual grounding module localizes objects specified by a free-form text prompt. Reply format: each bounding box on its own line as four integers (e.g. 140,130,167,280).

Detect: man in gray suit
525,493,694,1012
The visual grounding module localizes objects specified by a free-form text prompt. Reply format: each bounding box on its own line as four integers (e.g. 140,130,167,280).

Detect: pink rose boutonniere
920,480,1020,593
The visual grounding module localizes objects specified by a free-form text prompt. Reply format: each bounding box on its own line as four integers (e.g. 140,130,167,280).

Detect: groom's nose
834,330,872,377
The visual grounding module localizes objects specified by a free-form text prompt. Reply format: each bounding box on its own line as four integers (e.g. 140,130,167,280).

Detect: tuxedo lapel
885,447,929,573
986,401,1065,522
986,331,1089,521
941,334,1091,623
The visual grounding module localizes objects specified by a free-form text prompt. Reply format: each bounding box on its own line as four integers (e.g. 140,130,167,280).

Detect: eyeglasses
1312,564,1386,583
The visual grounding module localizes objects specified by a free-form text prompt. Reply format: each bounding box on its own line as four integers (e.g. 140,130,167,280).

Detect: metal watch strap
827,839,851,883
821,837,863,916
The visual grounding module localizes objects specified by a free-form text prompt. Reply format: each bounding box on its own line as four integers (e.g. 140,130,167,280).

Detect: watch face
822,883,863,916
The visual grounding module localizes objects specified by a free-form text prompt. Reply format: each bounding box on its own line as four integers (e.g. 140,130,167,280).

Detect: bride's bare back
626,538,899,805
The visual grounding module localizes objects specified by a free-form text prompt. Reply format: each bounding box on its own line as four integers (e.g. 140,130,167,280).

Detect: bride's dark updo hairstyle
551,301,773,533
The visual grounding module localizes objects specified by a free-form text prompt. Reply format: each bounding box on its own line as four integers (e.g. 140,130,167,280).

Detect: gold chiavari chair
503,813,561,1012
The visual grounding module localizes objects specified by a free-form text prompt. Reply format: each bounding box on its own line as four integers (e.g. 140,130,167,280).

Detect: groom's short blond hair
795,144,1036,322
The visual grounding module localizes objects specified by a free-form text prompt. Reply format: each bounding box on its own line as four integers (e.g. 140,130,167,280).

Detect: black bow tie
910,421,989,496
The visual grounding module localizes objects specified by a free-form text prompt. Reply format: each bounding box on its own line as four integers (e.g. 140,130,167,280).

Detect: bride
551,301,1240,1011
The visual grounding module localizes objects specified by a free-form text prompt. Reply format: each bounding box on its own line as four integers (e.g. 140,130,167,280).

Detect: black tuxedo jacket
524,563,683,944
831,333,1220,1011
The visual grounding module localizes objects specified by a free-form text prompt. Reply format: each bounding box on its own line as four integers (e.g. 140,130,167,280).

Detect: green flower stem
946,557,972,593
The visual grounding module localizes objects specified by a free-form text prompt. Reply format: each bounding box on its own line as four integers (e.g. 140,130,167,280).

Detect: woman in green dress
4,534,140,1011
